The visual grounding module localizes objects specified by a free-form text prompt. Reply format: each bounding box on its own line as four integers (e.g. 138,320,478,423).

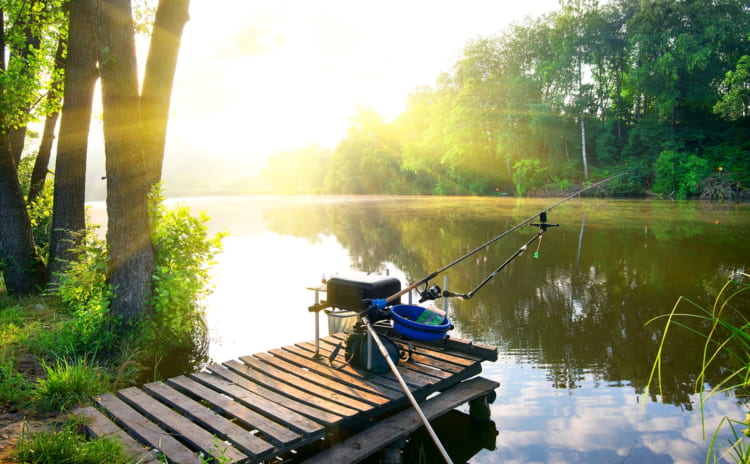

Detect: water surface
95,196,750,463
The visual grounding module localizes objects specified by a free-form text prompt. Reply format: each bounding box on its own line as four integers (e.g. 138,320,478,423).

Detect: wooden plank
252,351,391,407
329,332,480,368
286,343,404,395
271,346,403,398
237,355,375,410
142,381,274,458
206,364,343,425
307,337,442,389
302,377,500,464
117,387,248,464
168,375,302,446
95,393,203,464
75,406,160,464
191,371,324,436
316,335,450,381
224,358,365,416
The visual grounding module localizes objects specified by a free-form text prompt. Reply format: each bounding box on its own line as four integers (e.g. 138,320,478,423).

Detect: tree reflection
262,198,749,408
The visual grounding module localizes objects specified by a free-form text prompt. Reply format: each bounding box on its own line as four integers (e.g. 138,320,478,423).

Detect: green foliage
653,150,710,198
30,357,111,414
258,0,749,197
142,187,225,373
52,227,116,356
50,187,225,378
15,421,130,464
0,359,33,405
512,159,550,196
647,273,750,464
17,155,54,262
714,55,750,121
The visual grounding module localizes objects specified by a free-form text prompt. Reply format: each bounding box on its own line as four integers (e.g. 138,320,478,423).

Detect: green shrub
142,187,225,374
512,159,550,196
653,150,710,198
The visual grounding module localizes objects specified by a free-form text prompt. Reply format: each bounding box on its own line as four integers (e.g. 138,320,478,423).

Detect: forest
263,0,750,199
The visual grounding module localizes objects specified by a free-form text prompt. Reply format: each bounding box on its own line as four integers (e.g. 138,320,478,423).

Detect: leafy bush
512,159,550,196
140,187,225,375
51,186,225,379
653,150,710,198
52,227,115,356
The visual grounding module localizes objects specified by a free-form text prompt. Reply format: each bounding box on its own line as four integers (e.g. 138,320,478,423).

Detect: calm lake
93,195,750,463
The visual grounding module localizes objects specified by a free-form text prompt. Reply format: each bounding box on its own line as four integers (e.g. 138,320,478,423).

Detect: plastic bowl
391,304,452,341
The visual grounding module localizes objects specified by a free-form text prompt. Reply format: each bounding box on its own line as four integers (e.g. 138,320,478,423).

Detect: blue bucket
391,304,452,341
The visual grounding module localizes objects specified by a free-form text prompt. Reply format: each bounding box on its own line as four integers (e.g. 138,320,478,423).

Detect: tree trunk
96,0,155,327
0,135,45,295
47,0,99,285
141,0,190,189
0,5,45,295
28,40,66,204
27,111,59,204
580,114,588,180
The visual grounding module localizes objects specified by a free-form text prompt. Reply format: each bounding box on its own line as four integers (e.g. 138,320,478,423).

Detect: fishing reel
418,284,442,302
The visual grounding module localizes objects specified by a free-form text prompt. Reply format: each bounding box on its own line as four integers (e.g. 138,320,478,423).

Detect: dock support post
379,439,405,464
469,390,496,422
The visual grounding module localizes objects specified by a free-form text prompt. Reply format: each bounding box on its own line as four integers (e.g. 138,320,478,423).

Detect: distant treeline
262,0,750,199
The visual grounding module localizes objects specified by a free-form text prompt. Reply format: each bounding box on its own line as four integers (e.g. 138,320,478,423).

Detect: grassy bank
0,295,136,463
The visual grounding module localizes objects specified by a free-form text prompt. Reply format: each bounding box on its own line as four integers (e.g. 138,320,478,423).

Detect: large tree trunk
47,0,99,285
0,137,45,295
0,6,45,295
96,0,154,327
141,0,190,188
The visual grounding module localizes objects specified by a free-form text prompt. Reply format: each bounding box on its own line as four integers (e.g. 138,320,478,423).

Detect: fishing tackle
370,173,626,308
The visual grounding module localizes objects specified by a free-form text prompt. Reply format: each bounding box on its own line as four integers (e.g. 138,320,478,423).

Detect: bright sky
165,0,560,166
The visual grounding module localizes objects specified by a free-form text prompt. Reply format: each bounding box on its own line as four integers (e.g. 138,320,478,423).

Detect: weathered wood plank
301,377,500,464
117,387,248,464
284,343,404,395
142,381,274,458
95,393,203,464
314,336,442,389
236,355,375,411
168,375,302,446
271,346,404,398
206,364,343,425
75,406,160,464
224,358,364,416
191,370,324,436
329,332,480,368
252,351,391,407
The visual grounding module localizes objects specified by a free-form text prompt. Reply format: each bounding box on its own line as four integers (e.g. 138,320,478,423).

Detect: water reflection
195,196,748,463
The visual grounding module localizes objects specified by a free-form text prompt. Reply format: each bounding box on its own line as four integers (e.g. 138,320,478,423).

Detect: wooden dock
76,330,499,464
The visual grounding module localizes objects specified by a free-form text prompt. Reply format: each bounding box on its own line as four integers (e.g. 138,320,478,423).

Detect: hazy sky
164,0,561,165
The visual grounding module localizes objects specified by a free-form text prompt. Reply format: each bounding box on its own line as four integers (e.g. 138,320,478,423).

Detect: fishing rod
443,213,558,300
368,173,625,309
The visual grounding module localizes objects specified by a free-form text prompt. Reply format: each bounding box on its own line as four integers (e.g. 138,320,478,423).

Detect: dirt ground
0,355,55,463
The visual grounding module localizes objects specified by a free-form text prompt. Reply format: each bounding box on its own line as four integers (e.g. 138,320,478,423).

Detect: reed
646,272,749,463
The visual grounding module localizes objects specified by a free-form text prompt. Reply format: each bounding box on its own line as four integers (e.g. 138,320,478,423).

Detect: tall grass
15,422,131,464
30,357,111,414
647,272,750,463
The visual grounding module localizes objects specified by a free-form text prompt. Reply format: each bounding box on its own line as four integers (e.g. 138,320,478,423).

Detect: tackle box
326,273,401,311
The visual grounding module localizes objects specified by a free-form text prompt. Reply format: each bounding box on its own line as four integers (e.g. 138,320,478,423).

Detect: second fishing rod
364,173,626,311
